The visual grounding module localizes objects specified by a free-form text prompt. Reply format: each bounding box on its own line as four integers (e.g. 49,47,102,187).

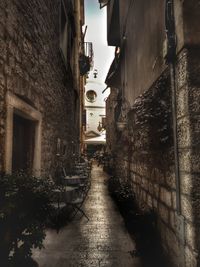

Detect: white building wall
85,79,109,135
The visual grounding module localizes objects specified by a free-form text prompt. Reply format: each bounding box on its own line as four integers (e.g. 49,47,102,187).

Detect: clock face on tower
86,90,97,103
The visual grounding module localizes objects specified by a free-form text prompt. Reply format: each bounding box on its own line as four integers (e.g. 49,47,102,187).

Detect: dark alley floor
32,164,141,267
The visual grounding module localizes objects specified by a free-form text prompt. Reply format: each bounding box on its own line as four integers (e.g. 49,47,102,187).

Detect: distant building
104,0,200,266
0,0,86,176
84,75,109,155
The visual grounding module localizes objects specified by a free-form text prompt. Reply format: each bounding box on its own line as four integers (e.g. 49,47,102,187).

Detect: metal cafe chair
65,195,89,221
62,168,90,221
48,174,78,225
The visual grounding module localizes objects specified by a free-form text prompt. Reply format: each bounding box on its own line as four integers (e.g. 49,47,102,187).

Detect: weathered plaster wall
119,0,167,106
183,0,200,46
0,0,79,175
117,0,189,106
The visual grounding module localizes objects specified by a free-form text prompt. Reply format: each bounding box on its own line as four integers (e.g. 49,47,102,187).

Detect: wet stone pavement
33,164,141,267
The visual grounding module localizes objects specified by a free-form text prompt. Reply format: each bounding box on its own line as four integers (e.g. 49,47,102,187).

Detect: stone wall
106,1,200,265
109,47,200,266
176,47,200,267
0,0,80,175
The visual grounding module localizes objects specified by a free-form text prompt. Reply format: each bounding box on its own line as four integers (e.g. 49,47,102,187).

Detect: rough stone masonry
109,49,200,267
0,0,80,175
105,1,200,266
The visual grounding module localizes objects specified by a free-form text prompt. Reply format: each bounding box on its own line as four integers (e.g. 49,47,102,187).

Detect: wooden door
12,113,35,173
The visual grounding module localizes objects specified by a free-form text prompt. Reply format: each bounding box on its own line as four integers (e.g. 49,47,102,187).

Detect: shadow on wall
108,175,172,267
108,70,176,266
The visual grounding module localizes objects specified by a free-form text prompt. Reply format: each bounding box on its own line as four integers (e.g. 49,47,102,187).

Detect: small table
52,186,78,208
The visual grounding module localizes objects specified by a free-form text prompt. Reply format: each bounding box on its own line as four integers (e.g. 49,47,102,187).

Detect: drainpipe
166,5,186,267
165,0,181,214
170,63,181,214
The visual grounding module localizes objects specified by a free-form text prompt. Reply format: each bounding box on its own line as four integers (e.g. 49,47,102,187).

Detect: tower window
86,90,97,103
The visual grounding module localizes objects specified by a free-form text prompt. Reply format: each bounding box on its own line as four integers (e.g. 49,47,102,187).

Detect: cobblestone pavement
33,164,141,267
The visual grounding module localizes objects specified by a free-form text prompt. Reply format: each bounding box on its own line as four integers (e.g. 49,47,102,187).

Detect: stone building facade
0,0,85,176
105,0,200,266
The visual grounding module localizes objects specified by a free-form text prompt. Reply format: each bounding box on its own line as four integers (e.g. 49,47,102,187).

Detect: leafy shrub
0,171,55,266
108,176,134,203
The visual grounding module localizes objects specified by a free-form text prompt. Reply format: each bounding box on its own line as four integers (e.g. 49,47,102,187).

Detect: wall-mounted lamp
116,97,130,131
97,122,102,132
97,121,105,132
93,69,98,78
97,117,106,132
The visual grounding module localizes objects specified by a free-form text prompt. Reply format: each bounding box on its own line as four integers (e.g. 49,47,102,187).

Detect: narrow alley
1,0,200,266
33,164,141,267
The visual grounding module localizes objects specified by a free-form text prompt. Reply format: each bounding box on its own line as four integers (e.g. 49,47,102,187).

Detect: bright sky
84,0,114,83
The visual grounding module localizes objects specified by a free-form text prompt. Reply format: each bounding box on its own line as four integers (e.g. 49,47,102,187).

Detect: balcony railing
84,42,94,68
84,42,93,57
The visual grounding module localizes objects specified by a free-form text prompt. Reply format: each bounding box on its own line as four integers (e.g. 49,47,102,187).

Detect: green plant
108,176,134,203
0,171,55,266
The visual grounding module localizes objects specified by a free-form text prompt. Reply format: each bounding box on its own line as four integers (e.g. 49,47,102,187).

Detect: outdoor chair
48,187,67,227
65,195,89,221
62,167,90,221
48,174,80,226
46,162,91,228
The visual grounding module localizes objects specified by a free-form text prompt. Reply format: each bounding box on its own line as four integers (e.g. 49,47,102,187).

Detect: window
12,113,36,172
86,90,97,103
